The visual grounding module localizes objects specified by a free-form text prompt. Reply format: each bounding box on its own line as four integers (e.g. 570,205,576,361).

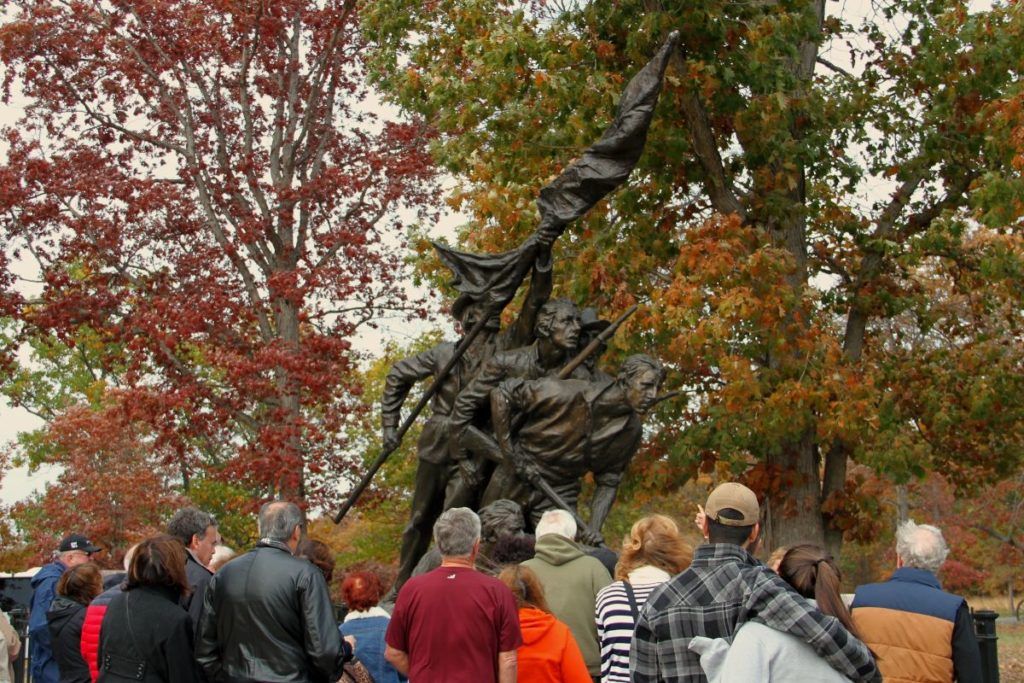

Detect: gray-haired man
197,501,352,682
167,506,221,628
385,507,521,683
852,520,982,682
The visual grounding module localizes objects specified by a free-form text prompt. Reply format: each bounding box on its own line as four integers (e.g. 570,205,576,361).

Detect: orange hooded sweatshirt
516,607,591,683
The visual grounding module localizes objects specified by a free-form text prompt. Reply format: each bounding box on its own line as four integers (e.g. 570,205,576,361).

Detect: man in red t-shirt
385,507,522,682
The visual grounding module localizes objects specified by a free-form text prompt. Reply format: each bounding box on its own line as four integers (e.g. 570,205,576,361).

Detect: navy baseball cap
58,534,101,553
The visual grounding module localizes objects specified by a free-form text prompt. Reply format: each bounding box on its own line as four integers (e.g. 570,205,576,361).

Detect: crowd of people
19,482,983,683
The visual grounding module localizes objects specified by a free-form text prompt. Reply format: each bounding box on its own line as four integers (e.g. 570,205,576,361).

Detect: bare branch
817,56,856,82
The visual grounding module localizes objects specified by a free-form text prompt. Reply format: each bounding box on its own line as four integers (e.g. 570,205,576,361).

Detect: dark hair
296,539,336,583
489,534,536,565
778,544,862,640
166,507,217,546
707,508,756,546
57,563,103,606
341,571,382,612
126,535,190,596
498,565,550,613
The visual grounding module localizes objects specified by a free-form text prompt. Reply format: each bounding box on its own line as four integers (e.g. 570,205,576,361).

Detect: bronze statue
486,355,665,543
381,242,552,591
336,31,681,585
578,308,613,382
445,298,594,508
407,499,528,579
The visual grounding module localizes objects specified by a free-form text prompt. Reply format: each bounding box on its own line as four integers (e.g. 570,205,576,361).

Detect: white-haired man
385,507,521,683
522,509,612,678
852,520,983,682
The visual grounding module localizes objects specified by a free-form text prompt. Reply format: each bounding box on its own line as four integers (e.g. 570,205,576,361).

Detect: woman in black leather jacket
97,535,203,683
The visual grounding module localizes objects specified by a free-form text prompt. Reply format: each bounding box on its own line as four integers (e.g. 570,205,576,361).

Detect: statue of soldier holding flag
339,31,681,589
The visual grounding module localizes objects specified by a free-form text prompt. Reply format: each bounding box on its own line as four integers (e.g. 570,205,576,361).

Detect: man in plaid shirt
630,483,879,682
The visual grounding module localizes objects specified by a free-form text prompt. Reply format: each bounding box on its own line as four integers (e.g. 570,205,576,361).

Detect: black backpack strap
623,581,640,621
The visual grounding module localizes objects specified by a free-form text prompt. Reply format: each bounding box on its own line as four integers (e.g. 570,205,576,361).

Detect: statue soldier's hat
705,482,760,527
451,293,476,321
580,308,611,332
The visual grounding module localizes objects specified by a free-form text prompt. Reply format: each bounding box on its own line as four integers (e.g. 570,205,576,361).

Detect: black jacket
196,540,351,683
97,586,204,683
180,553,213,630
47,596,90,683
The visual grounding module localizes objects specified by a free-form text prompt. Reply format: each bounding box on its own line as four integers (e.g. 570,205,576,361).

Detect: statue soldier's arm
489,379,535,479
381,344,449,450
449,352,510,435
502,246,553,350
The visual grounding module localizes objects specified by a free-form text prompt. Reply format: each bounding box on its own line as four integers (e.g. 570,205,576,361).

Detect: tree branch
671,50,747,220
817,56,856,82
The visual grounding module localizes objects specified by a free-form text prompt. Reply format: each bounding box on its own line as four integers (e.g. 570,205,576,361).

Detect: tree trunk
822,441,849,558
765,433,826,551
274,294,304,501
896,485,909,525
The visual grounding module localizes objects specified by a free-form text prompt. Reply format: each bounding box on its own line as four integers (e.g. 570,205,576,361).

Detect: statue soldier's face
579,329,608,357
548,307,581,351
625,368,661,413
461,303,500,333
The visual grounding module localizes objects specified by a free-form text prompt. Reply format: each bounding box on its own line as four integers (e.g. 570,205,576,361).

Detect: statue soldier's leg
394,458,450,590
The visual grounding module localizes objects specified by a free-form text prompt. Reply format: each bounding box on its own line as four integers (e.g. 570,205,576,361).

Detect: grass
964,596,1024,682
998,622,1024,683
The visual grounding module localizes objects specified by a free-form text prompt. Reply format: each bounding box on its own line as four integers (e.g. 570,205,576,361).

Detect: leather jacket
196,541,351,683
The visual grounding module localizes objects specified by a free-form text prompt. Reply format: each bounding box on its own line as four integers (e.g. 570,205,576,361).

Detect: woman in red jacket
497,565,590,683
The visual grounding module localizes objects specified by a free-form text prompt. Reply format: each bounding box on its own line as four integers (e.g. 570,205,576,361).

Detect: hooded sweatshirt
516,607,591,683
523,534,612,676
46,596,91,683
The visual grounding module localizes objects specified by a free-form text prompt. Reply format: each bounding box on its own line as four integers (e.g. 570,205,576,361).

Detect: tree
3,394,183,566
0,0,440,506
364,0,1024,550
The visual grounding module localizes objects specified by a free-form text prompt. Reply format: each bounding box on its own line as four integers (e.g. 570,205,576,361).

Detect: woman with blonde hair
595,514,691,682
497,565,590,683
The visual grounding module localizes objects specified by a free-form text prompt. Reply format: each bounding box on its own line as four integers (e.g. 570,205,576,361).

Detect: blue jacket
30,560,67,683
339,613,406,683
852,567,982,683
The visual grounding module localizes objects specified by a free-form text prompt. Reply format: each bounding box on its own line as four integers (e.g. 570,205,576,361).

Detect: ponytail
778,544,863,641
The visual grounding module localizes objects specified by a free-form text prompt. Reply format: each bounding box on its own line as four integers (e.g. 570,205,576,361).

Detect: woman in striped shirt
594,514,692,683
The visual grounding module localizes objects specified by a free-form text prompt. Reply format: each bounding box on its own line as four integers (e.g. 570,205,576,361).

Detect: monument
335,32,681,592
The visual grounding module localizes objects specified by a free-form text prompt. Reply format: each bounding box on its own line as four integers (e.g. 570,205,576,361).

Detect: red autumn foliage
7,396,183,566
0,1,440,506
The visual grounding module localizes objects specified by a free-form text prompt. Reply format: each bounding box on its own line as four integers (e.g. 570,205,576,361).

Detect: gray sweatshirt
689,620,854,682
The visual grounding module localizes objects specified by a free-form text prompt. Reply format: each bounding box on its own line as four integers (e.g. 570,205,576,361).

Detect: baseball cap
59,534,101,554
705,482,760,527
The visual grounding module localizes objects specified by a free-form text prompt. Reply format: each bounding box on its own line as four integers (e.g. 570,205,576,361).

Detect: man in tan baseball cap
632,481,879,683
701,481,761,548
